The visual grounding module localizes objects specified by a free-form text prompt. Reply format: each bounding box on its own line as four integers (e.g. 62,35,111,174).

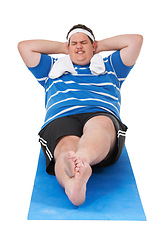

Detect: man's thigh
83,115,116,151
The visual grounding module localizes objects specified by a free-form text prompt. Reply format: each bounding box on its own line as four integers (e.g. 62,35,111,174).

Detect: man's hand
94,34,143,66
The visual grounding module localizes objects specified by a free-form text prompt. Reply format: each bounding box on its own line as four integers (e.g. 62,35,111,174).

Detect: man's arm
18,40,68,67
95,34,143,66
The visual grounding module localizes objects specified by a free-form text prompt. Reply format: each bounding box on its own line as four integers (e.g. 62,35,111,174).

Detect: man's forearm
18,39,68,67
96,36,122,53
18,39,68,54
96,34,141,52
96,34,143,66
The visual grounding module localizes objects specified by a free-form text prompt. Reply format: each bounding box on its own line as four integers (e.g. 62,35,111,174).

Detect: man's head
66,24,97,65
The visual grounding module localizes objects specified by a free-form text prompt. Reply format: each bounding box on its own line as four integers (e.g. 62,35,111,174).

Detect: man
18,24,143,206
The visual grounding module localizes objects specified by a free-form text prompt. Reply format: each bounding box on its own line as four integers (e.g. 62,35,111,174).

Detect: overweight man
18,24,143,206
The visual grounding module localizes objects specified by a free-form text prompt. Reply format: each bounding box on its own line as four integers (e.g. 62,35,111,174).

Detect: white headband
67,28,95,44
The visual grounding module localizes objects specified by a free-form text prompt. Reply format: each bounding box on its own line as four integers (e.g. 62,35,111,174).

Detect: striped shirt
27,50,134,130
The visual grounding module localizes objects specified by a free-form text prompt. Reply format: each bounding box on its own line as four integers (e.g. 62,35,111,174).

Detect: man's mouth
76,51,84,54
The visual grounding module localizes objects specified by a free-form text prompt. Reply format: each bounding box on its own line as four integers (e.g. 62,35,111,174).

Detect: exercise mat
28,146,146,220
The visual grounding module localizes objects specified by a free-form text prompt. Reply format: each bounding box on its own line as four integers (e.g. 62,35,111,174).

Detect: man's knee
84,115,115,134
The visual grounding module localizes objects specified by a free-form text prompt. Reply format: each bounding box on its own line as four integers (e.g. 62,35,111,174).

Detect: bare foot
65,158,92,206
64,151,76,177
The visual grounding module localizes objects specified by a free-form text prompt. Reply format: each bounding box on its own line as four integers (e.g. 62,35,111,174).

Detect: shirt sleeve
110,50,134,86
104,50,134,87
27,53,52,87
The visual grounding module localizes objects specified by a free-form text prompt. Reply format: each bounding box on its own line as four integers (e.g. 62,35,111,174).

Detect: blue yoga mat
28,146,146,220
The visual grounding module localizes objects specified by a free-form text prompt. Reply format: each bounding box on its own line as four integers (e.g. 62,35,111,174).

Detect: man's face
67,32,96,65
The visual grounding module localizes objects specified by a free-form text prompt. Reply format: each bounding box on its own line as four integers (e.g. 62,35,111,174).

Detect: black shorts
38,112,128,175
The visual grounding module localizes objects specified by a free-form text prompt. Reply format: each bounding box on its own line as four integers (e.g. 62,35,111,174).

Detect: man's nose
76,43,83,48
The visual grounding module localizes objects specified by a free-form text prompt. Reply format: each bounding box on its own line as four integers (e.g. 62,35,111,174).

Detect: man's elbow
17,40,33,61
132,34,143,48
17,40,28,54
17,40,32,66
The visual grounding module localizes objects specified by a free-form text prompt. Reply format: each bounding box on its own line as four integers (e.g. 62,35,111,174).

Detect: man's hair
66,24,95,44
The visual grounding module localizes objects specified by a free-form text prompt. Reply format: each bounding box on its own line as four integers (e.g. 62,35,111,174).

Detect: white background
1,0,162,239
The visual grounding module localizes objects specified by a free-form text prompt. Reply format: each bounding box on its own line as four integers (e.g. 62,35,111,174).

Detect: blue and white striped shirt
28,51,133,130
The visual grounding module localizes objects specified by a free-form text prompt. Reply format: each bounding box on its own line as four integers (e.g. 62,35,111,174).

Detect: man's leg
54,135,92,206
54,116,116,206
54,136,80,187
76,115,116,165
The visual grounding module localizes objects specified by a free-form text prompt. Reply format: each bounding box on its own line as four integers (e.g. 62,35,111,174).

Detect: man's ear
65,42,69,54
93,41,97,53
